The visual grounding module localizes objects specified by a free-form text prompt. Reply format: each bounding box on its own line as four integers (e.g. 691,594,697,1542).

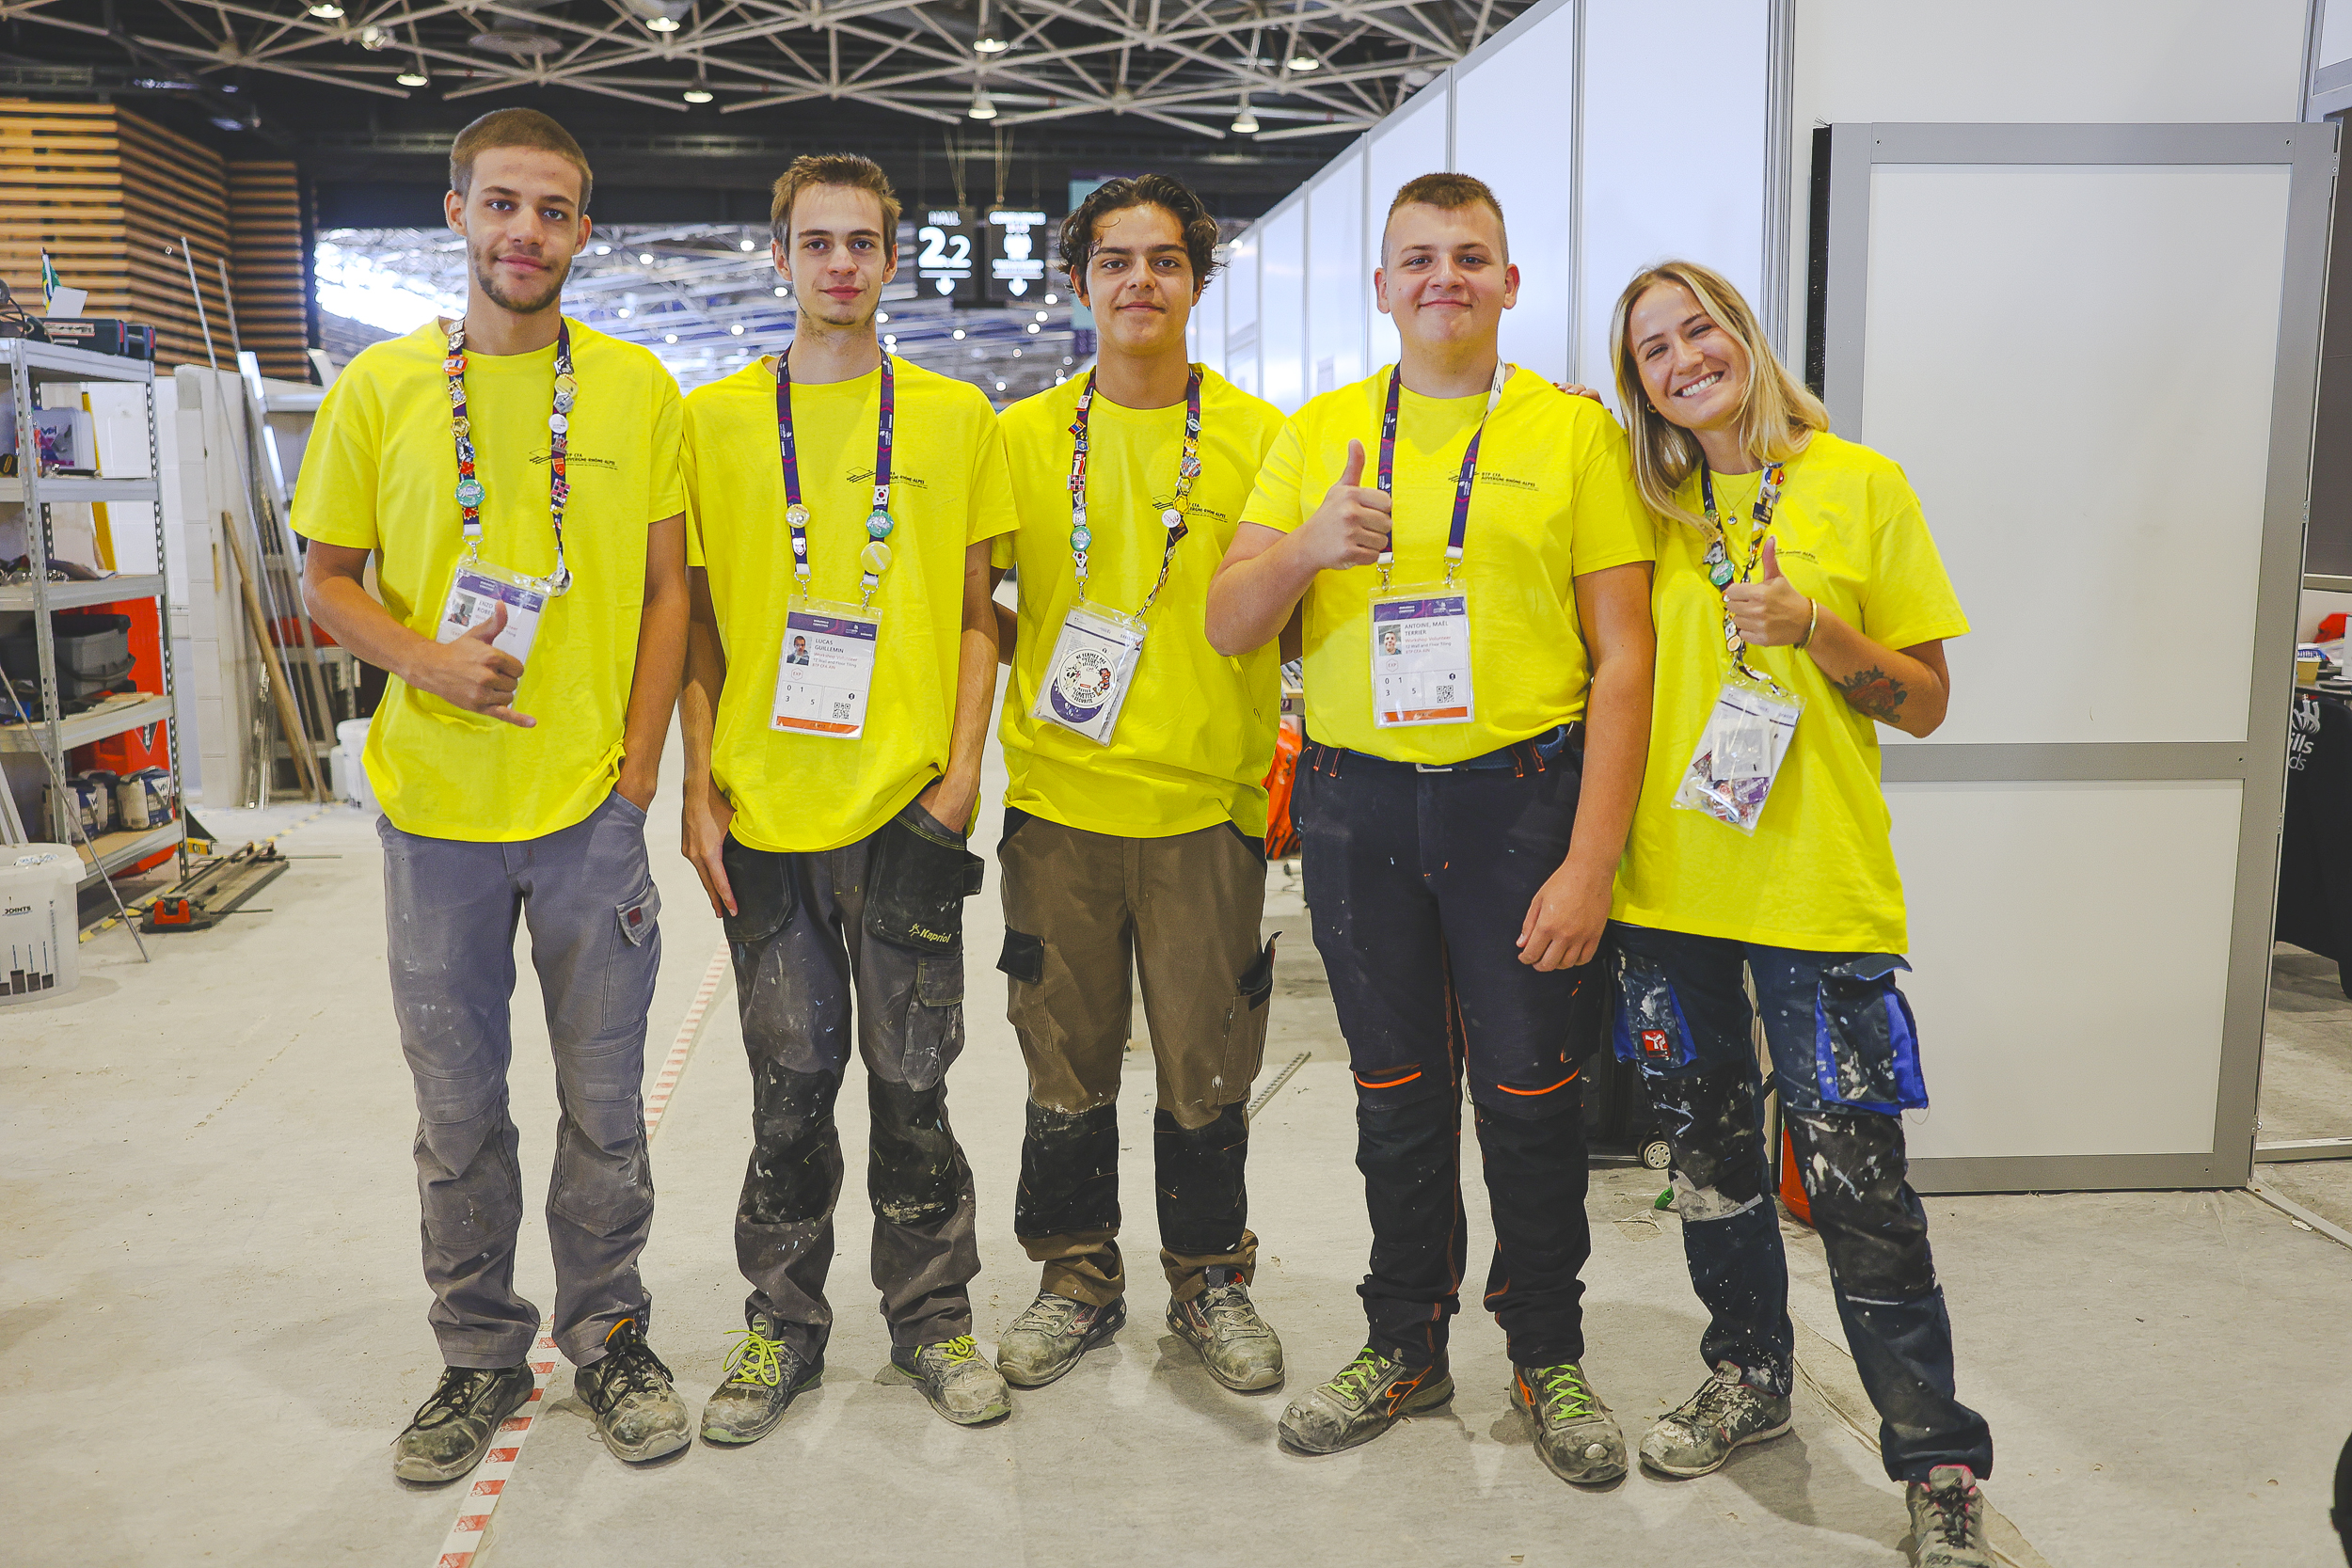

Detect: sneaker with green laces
878,1335,1011,1426
1277,1345,1453,1455
1511,1360,1627,1484
699,1312,822,1446
1638,1361,1792,1478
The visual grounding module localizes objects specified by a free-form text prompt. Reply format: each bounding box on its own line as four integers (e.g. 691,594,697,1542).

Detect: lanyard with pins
778,350,897,610
1699,458,1788,682
1374,359,1508,592
445,318,575,594
1066,365,1204,618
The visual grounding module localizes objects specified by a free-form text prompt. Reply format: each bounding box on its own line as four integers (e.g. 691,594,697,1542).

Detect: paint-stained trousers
1295,729,1606,1370
995,810,1277,1307
1608,921,1994,1482
722,803,981,1364
378,790,663,1370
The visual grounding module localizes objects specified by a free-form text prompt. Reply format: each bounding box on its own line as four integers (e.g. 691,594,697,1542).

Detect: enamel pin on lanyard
433,318,574,674
1669,460,1804,835
769,352,897,740
1368,361,1505,728
1032,366,1206,746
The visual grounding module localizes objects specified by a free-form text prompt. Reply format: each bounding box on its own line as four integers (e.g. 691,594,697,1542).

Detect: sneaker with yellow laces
1511,1360,1627,1484
878,1335,1011,1426
700,1311,822,1446
1278,1345,1453,1455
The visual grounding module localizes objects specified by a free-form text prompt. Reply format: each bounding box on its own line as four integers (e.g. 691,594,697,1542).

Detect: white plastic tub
336,717,376,814
0,844,81,1004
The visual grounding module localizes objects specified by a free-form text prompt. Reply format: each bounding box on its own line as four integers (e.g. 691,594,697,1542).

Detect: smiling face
1375,200,1518,354
1074,201,1199,361
446,146,590,317
774,183,898,330
1627,279,1751,436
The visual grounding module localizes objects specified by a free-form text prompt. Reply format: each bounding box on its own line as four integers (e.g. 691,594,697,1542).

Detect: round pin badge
787,504,810,528
861,540,893,575
455,478,485,507
866,511,894,539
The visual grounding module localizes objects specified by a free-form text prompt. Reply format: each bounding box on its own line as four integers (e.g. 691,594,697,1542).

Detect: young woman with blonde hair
1603,260,1994,1568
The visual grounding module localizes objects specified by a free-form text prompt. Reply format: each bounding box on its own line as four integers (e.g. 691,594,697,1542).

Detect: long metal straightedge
140,840,290,932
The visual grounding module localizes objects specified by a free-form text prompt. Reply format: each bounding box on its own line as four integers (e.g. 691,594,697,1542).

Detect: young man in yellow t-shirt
677,154,1017,1439
1208,174,1657,1481
986,176,1289,1396
297,109,692,1481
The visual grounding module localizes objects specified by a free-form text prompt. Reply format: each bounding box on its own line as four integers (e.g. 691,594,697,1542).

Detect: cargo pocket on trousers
1218,935,1279,1101
721,836,795,947
616,883,661,947
866,808,985,955
997,929,1045,986
1813,956,1929,1112
1612,951,1696,1069
900,955,966,1091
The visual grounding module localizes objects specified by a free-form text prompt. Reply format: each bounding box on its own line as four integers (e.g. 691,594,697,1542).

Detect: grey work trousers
723,803,981,1364
378,790,664,1370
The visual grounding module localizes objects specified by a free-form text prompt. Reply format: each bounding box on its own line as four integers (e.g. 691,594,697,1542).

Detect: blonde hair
1609,260,1826,530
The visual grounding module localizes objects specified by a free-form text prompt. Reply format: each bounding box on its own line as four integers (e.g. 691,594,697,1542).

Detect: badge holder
436,555,549,668
1369,582,1474,729
1035,603,1147,746
771,595,882,740
1671,666,1803,835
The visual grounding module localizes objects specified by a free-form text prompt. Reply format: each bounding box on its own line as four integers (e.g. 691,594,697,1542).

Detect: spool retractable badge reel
1368,363,1505,729
1032,367,1205,746
1671,461,1804,835
434,319,574,690
770,354,898,740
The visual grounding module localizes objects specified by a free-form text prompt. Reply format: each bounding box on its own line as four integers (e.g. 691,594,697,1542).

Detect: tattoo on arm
1836,665,1909,723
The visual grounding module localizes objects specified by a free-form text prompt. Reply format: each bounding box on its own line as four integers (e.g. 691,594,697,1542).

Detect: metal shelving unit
2,336,187,887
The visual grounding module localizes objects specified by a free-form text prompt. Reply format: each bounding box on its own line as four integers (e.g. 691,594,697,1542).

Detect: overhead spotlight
1287,50,1320,71
952,328,966,340
967,85,996,120
645,14,679,30
1025,323,1040,333
396,66,429,87
595,244,612,255
995,380,1008,391
664,332,678,343
639,252,655,263
617,307,633,318
306,1,343,16
876,311,889,324
773,285,788,296
883,334,897,346
360,24,391,49
1231,101,1260,135
975,32,1008,54
1043,293,1057,304
1033,310,1047,322
682,87,712,103
729,323,744,334
739,237,756,251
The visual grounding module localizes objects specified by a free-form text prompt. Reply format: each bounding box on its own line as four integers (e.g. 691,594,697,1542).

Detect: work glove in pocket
864,803,984,955
721,835,796,946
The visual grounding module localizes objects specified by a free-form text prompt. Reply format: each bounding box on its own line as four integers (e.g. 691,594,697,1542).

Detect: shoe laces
1324,1346,1391,1405
722,1327,788,1389
931,1334,982,1367
1685,1370,1753,1427
1196,1281,1259,1337
594,1323,674,1402
412,1366,504,1429
1009,1295,1082,1338
1919,1470,1983,1545
1532,1362,1598,1421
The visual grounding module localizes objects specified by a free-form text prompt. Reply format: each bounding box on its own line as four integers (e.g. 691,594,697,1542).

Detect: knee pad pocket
867,1076,965,1230
1648,1062,1766,1207
1786,1107,1936,1300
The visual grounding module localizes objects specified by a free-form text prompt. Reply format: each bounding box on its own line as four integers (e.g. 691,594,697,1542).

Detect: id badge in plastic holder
1671,669,1803,835
1035,603,1147,746
1370,586,1473,728
437,558,548,667
771,599,881,740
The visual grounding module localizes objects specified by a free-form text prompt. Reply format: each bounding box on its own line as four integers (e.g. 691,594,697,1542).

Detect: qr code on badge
1434,683,1454,703
832,701,852,720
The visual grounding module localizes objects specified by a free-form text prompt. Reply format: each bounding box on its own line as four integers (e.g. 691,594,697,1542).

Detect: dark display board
914,207,981,304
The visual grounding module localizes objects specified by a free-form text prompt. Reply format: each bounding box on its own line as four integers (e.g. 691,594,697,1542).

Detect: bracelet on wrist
1797,597,1820,651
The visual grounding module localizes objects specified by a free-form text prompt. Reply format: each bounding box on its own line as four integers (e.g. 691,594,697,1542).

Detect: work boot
996,1292,1126,1388
1906,1465,1994,1568
390,1363,534,1483
881,1336,1012,1426
1638,1361,1793,1478
1167,1267,1284,1391
1511,1360,1628,1484
699,1312,821,1446
572,1318,691,1463
1278,1345,1452,1455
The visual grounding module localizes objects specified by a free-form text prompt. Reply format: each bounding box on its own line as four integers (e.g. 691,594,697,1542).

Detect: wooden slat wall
116,108,230,372
227,160,311,382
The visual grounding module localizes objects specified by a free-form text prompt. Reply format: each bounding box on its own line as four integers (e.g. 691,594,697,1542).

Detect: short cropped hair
450,108,593,211
770,153,902,259
1383,171,1507,261
1058,173,1222,288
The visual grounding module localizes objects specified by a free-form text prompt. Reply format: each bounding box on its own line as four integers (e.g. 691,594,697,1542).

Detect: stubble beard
473,244,569,316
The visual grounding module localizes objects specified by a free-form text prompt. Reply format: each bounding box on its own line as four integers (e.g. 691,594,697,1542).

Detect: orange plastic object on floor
1263,715,1302,859
1779,1125,1814,1227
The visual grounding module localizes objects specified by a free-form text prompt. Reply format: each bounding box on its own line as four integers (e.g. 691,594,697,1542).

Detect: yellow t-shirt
684,356,1018,854
1239,365,1652,766
292,319,685,842
1613,431,1971,954
993,370,1286,838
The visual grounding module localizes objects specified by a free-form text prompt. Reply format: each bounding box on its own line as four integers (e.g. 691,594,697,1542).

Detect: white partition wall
1363,78,1455,371
1223,230,1260,397
1453,1,1581,381
1306,151,1368,400
1257,204,1308,411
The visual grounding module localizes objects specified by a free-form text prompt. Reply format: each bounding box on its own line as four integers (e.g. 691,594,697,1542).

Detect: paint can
117,768,174,832
0,844,80,1004
79,770,119,835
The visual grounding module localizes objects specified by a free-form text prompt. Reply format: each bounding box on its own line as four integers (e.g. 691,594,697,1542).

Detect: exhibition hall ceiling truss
6,0,1530,143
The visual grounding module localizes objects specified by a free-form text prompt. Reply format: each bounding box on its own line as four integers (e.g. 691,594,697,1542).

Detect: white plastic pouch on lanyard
1035,603,1147,746
771,598,881,739
1370,585,1473,728
1671,669,1803,835
437,558,548,668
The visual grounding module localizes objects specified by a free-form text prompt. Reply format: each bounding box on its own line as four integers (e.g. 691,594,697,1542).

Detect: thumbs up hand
413,602,536,726
1722,533,1815,647
1296,437,1395,572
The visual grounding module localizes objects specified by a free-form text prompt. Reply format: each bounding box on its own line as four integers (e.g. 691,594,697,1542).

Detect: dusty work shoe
996,1292,1127,1388
699,1314,821,1446
1167,1268,1285,1391
573,1319,691,1463
1639,1361,1793,1478
1511,1360,1628,1484
391,1363,535,1483
1278,1345,1452,1455
881,1335,1012,1426
1906,1465,1994,1568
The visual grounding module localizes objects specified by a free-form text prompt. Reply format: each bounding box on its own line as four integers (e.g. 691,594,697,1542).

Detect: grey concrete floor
6,728,2351,1568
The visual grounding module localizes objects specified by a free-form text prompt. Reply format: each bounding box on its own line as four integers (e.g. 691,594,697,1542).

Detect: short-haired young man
298,107,693,1481
679,153,1017,1439
987,175,1290,1395
1207,173,1657,1481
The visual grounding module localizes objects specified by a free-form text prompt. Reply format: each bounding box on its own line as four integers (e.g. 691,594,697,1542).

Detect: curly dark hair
1057,174,1222,292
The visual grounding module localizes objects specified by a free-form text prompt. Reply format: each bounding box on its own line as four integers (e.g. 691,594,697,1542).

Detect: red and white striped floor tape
430,941,732,1568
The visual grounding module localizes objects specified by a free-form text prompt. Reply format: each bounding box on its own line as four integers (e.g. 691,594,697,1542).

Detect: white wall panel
2325,0,2352,71
1453,3,1580,381
1258,201,1309,412
1366,80,1454,371
1890,780,2242,1159
1861,161,2292,749
1194,260,1225,380
1306,150,1369,399
1223,231,1259,396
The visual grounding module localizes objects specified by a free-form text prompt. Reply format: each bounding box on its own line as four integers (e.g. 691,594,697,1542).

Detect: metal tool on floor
139,838,289,932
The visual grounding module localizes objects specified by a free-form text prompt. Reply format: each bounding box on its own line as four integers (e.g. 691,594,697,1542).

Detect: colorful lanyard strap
445,317,574,594
1066,364,1204,618
778,349,897,610
1699,458,1788,680
1374,359,1508,591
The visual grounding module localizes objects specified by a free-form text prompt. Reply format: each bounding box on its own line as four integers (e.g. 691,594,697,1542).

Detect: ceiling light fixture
396,66,429,87
974,0,1007,54
967,85,996,120
683,87,712,103
774,285,789,296
730,324,744,334
1287,51,1320,71
739,238,756,251
360,24,391,49
664,333,678,343
646,14,679,30
639,252,655,263
952,328,966,340
1231,97,1259,135
306,1,343,16
1043,292,1057,304
595,244,612,255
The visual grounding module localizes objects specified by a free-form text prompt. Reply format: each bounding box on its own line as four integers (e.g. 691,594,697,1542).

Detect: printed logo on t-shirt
849,467,929,488
1473,468,1537,492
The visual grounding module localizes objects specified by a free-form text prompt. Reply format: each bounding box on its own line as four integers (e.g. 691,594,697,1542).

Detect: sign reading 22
918,228,973,270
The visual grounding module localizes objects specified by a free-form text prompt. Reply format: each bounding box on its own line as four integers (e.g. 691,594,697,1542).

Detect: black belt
1306,723,1578,778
